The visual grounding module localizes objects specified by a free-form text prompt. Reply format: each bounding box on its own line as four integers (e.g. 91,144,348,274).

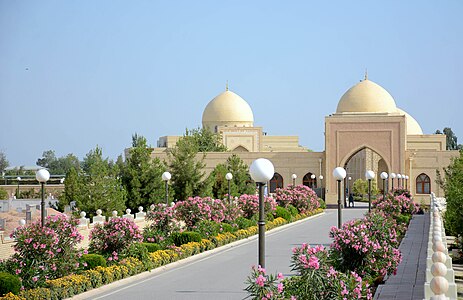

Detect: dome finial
226,80,229,91
364,68,368,81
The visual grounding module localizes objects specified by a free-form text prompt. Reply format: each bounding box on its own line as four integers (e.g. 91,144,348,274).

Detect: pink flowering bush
244,265,286,300
372,193,420,217
236,194,277,219
89,217,143,262
329,211,402,282
274,185,320,213
8,215,84,288
174,196,215,228
145,203,177,243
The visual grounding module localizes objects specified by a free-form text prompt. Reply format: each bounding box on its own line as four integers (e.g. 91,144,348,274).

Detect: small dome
397,108,423,135
202,89,254,132
336,79,397,113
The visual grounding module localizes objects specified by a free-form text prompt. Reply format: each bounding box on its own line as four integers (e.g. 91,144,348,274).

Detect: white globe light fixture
225,172,233,204
249,158,275,268
333,167,346,228
380,172,388,200
36,168,50,227
162,171,171,206
16,176,21,199
310,173,316,189
291,173,297,186
365,170,375,212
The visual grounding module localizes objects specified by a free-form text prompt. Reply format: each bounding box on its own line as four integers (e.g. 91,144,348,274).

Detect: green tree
121,134,167,210
0,151,9,174
352,178,368,201
226,154,255,196
441,150,463,237
76,146,126,217
37,150,80,174
187,127,228,152
436,127,460,150
60,167,81,211
169,134,207,201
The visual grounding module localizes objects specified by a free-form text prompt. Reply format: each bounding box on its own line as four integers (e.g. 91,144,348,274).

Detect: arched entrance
269,173,283,193
302,172,317,189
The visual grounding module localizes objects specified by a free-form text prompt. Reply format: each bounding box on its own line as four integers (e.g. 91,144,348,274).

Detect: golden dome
397,108,423,135
336,79,397,113
202,89,254,132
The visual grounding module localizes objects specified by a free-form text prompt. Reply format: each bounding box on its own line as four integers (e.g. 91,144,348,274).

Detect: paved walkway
374,213,430,300
73,204,368,300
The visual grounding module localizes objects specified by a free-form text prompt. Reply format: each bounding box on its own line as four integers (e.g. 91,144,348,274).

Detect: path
73,204,368,300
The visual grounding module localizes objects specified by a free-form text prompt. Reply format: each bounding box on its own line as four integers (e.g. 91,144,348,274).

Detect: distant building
149,76,458,205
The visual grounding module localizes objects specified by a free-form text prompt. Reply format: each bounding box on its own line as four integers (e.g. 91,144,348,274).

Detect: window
303,173,317,188
416,173,431,194
269,173,283,193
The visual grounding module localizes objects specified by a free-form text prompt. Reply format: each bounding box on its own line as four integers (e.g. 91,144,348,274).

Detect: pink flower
308,255,320,269
277,282,284,293
255,274,266,287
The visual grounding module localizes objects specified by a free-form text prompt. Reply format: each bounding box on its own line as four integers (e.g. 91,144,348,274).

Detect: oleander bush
274,184,320,213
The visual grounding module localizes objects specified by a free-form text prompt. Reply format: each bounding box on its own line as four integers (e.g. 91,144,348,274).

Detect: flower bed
245,191,420,299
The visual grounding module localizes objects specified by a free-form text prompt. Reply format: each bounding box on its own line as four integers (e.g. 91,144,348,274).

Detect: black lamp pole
41,182,45,227
337,180,342,228
258,182,265,268
368,179,372,213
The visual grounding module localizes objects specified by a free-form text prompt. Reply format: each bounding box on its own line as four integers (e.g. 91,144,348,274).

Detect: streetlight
291,173,297,186
16,176,21,199
36,169,50,227
161,171,171,206
390,173,396,191
319,175,324,199
310,174,316,189
249,158,275,268
225,172,233,204
347,176,352,206
397,174,402,189
380,172,388,200
405,175,409,189
365,170,375,213
60,178,65,184
333,167,346,228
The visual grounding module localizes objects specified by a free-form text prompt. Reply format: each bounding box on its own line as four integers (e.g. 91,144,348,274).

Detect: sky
1,1,462,167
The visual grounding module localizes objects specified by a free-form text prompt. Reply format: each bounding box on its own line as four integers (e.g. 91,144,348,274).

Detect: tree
436,127,460,150
169,134,207,201
226,154,255,196
75,146,126,217
352,179,368,201
60,167,81,211
37,150,80,174
121,134,167,210
0,151,9,174
187,127,228,152
441,150,463,237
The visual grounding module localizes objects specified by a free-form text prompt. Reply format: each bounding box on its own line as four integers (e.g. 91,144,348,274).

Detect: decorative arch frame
232,145,249,152
269,172,283,193
339,144,391,173
302,172,317,188
416,173,431,194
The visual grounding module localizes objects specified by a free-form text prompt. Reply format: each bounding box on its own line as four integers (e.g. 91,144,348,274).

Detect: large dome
397,108,423,135
336,79,398,113
202,89,254,132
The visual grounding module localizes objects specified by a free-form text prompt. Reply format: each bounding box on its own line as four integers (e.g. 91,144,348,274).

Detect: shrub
372,193,419,218
236,194,277,219
82,254,107,270
234,216,254,229
123,243,152,270
145,204,176,238
0,292,24,299
171,231,202,246
194,220,221,238
89,217,143,261
286,204,298,216
220,222,234,233
173,197,214,228
0,188,8,200
274,206,291,221
0,272,21,296
119,257,146,276
274,185,320,213
141,242,161,253
9,215,84,288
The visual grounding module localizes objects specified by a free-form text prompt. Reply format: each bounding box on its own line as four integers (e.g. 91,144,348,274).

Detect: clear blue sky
1,1,462,167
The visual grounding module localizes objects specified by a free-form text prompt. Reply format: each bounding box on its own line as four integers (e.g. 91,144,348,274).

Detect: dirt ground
0,208,65,237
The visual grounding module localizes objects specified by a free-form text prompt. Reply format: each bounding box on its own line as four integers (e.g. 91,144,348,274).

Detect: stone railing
424,193,457,299
0,207,150,260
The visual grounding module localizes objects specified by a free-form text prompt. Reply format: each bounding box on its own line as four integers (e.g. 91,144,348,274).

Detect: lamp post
365,170,375,213
333,167,346,228
291,173,297,186
310,174,316,189
390,173,396,191
249,158,275,268
347,176,352,206
36,169,50,227
60,178,65,184
225,172,233,204
380,172,388,200
16,176,21,199
397,174,402,189
161,171,171,206
405,175,409,189
319,175,324,199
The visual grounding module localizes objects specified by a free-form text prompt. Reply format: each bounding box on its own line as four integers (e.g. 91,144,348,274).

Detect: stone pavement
374,213,430,300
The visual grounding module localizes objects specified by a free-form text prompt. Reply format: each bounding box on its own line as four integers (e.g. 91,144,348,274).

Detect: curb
70,211,326,299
